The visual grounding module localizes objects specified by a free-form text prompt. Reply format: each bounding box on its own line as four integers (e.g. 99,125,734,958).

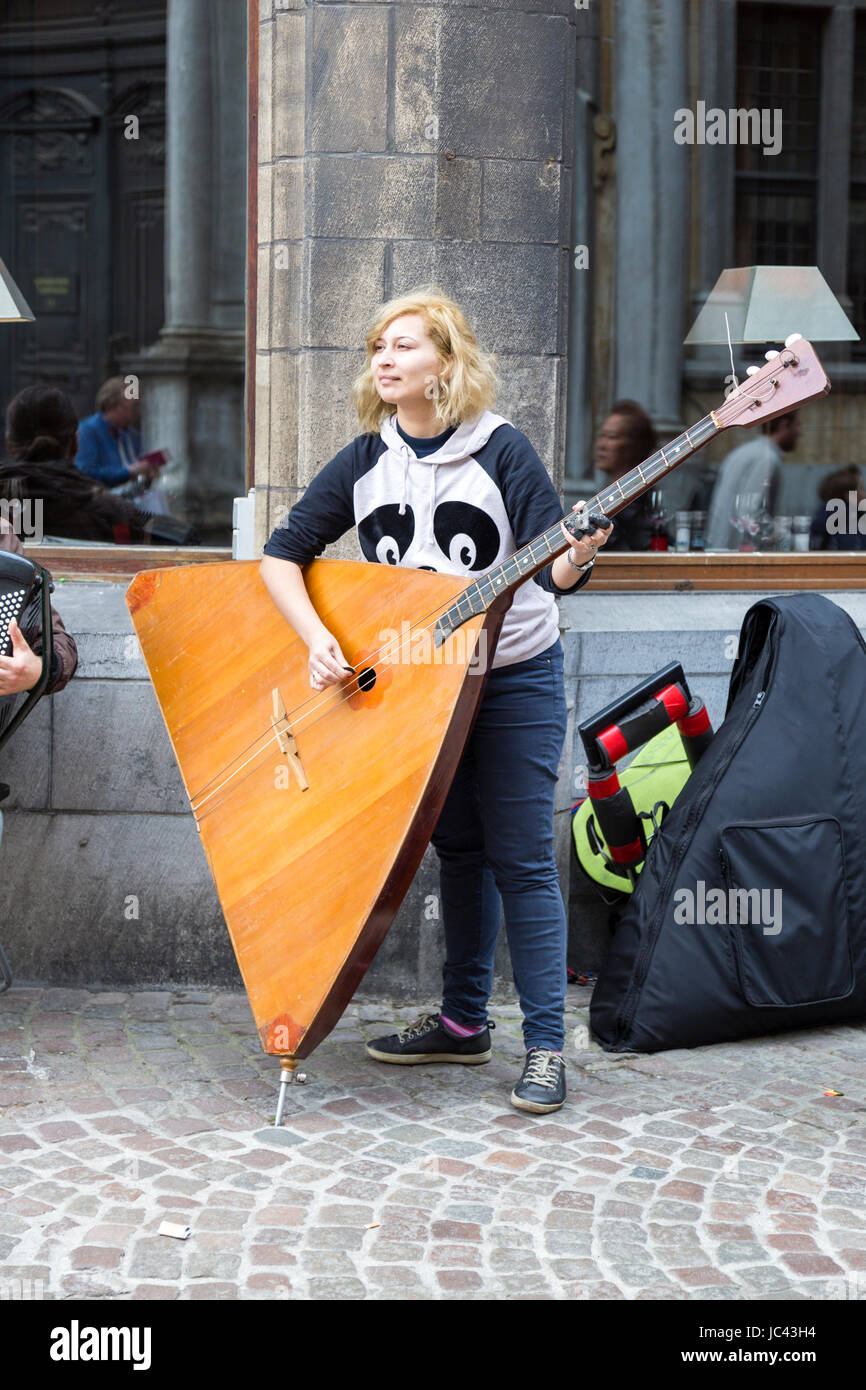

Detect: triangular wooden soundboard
127,558,505,1060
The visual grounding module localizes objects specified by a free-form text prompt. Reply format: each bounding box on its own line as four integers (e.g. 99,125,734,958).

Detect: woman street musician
260,287,612,1114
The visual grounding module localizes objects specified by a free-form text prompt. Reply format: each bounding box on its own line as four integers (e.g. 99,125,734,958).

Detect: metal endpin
274,1057,298,1127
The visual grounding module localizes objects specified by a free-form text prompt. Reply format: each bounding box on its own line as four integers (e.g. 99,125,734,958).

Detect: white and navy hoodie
263,409,591,668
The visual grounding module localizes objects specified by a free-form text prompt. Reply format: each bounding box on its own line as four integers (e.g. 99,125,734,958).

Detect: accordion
0,550,53,749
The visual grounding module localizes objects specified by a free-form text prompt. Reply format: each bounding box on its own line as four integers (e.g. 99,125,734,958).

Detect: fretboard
432,411,720,646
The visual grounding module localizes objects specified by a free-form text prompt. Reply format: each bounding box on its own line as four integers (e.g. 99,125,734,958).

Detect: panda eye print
358,503,416,565
433,501,501,571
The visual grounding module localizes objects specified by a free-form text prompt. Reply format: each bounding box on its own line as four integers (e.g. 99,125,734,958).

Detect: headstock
716,335,830,430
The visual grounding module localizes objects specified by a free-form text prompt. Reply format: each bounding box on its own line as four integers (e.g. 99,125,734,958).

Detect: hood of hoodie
382,409,514,518
379,409,512,470
355,409,517,575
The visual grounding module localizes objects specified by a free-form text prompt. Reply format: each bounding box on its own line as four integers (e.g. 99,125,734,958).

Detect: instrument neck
432,411,721,646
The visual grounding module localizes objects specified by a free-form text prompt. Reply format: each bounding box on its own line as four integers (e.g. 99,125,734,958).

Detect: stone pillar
696,0,737,306
564,0,602,502
165,0,212,330
126,0,247,539
613,0,688,440
253,0,578,554
817,5,856,308
683,0,737,397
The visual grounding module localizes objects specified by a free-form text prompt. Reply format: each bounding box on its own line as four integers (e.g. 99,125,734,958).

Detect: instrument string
190,373,786,818
188,571,497,806
189,589,486,812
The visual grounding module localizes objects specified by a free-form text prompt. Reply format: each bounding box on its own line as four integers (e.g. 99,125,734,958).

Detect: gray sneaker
511,1048,566,1113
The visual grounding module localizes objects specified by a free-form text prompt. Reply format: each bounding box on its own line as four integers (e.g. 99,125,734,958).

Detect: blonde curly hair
353,285,498,433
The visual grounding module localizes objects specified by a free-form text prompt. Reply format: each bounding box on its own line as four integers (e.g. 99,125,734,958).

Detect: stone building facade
252,0,578,551
2,0,865,997
0,0,247,538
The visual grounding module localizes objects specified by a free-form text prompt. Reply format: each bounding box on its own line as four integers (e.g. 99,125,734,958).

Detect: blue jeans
430,637,569,1050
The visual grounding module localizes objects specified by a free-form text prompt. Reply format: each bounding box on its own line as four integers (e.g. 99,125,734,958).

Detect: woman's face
595,413,637,478
370,313,448,411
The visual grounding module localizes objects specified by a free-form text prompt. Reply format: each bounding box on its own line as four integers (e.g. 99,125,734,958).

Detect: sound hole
357,667,376,692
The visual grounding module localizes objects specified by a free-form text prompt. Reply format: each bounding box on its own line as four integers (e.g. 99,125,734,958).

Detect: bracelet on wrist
566,548,595,573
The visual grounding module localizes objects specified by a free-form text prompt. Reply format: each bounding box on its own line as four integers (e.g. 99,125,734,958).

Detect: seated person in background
0,517,78,695
593,400,671,551
810,466,866,551
75,376,157,489
705,410,799,550
0,387,197,546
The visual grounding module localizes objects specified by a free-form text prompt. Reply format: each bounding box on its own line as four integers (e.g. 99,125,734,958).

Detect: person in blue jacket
75,377,156,489
260,286,612,1115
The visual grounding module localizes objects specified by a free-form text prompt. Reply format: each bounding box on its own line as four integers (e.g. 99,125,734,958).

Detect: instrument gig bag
591,592,866,1052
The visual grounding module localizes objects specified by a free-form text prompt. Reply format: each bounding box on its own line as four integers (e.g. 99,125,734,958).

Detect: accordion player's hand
0,619,43,694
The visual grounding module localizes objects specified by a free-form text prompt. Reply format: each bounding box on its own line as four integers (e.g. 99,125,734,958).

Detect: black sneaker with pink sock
365,1012,493,1065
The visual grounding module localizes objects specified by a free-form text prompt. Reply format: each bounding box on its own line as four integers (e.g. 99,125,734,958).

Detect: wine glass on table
647,488,670,551
730,492,761,552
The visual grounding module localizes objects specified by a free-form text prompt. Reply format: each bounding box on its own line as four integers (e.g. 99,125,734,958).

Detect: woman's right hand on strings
307,628,353,690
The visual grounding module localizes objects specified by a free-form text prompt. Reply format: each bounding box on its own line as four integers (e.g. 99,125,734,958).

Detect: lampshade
685,266,858,344
0,255,34,322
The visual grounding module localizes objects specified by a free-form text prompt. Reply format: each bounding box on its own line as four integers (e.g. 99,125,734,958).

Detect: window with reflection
568,0,865,563
0,0,246,549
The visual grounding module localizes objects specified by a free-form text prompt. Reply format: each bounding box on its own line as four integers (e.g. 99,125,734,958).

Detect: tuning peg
784,333,802,347
765,350,780,360
746,365,760,376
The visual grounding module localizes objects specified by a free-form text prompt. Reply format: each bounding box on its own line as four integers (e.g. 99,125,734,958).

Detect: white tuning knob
746,365,760,376
784,333,802,347
765,350,780,360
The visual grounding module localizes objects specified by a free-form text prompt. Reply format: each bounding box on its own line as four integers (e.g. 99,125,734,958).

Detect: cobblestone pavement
1,985,865,1302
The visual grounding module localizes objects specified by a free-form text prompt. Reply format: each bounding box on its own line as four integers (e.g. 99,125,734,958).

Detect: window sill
21,545,232,580
587,552,866,591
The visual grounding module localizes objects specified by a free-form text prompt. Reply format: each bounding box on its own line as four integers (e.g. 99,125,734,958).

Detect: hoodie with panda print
263,408,591,668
